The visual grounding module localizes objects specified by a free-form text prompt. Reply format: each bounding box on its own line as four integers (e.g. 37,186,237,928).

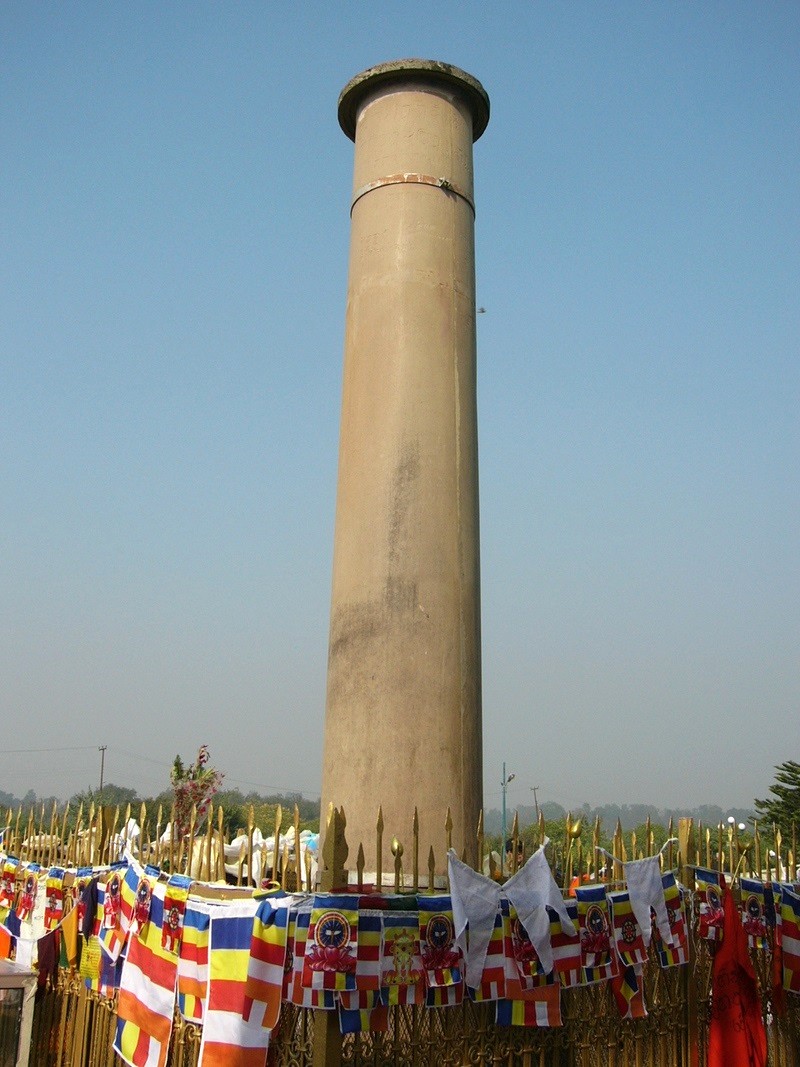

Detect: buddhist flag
575,885,614,985
338,990,389,1034
653,873,689,968
695,867,724,942
17,865,40,921
198,900,272,1067
608,890,648,968
161,875,191,956
243,895,290,1032
177,902,210,1023
381,912,424,1006
285,906,336,1010
0,857,18,910
418,896,463,989
496,979,561,1028
114,883,179,1067
44,868,65,931
708,877,767,1067
552,900,582,988
99,864,139,963
469,905,506,1003
502,898,549,997
610,961,647,1020
425,981,464,1007
302,894,359,993
740,878,769,951
780,884,800,994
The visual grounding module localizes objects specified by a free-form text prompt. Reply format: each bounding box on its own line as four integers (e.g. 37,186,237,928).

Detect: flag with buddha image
302,894,359,992
695,867,724,941
285,906,336,1009
653,873,689,968
418,896,464,989
0,857,18,911
380,912,425,1006
17,864,40,921
44,868,66,931
99,864,139,963
740,878,769,951
575,884,615,984
501,897,549,997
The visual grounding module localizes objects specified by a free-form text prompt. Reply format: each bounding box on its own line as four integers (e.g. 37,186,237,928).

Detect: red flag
708,877,767,1067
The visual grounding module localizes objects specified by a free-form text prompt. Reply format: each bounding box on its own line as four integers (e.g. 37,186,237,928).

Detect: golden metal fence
14,806,800,1066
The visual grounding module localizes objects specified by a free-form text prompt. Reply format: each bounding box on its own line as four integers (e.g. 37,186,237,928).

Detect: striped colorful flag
608,890,648,969
575,885,614,984
354,906,383,991
418,896,463,989
740,878,768,951
551,900,582,988
44,868,66,931
610,962,647,1020
198,900,272,1067
381,912,424,1006
779,885,800,994
338,989,389,1034
469,905,506,1002
496,980,561,1027
284,906,336,1010
695,867,724,942
177,902,210,1023
243,895,290,1032
114,883,178,1067
302,895,358,992
425,980,464,1007
653,873,688,968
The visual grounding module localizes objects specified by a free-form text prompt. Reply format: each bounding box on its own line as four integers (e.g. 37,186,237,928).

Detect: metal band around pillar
350,172,475,217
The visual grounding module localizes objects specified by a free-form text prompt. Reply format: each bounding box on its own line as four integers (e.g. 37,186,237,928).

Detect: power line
0,746,98,754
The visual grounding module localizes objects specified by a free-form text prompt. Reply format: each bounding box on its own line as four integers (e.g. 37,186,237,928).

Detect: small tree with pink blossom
170,745,224,839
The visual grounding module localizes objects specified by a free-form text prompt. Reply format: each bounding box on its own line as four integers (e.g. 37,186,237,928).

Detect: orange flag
61,905,80,969
708,876,767,1067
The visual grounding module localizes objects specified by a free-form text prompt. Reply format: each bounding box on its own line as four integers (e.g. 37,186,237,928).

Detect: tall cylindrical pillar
321,60,489,873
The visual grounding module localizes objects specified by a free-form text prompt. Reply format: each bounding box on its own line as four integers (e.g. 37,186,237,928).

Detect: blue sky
2,3,798,817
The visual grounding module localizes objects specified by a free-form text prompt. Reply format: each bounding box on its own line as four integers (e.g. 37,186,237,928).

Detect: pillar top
338,58,490,143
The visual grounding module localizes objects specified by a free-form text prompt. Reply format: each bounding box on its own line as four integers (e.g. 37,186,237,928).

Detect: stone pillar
321,60,489,874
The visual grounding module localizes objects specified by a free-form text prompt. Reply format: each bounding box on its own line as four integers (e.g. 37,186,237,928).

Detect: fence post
313,806,348,1067
679,818,700,1067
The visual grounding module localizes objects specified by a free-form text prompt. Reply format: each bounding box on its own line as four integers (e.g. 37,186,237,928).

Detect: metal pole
531,785,540,824
501,762,507,876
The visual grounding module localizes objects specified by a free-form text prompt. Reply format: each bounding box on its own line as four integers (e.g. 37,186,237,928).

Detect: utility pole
98,745,107,796
530,785,540,824
500,763,516,876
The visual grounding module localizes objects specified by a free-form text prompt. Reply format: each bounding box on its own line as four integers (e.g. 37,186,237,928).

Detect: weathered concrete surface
321,60,489,872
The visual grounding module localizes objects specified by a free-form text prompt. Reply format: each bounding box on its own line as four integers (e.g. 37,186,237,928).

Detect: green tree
754,761,800,835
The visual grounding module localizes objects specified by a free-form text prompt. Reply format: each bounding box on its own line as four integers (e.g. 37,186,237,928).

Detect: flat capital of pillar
338,58,490,143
